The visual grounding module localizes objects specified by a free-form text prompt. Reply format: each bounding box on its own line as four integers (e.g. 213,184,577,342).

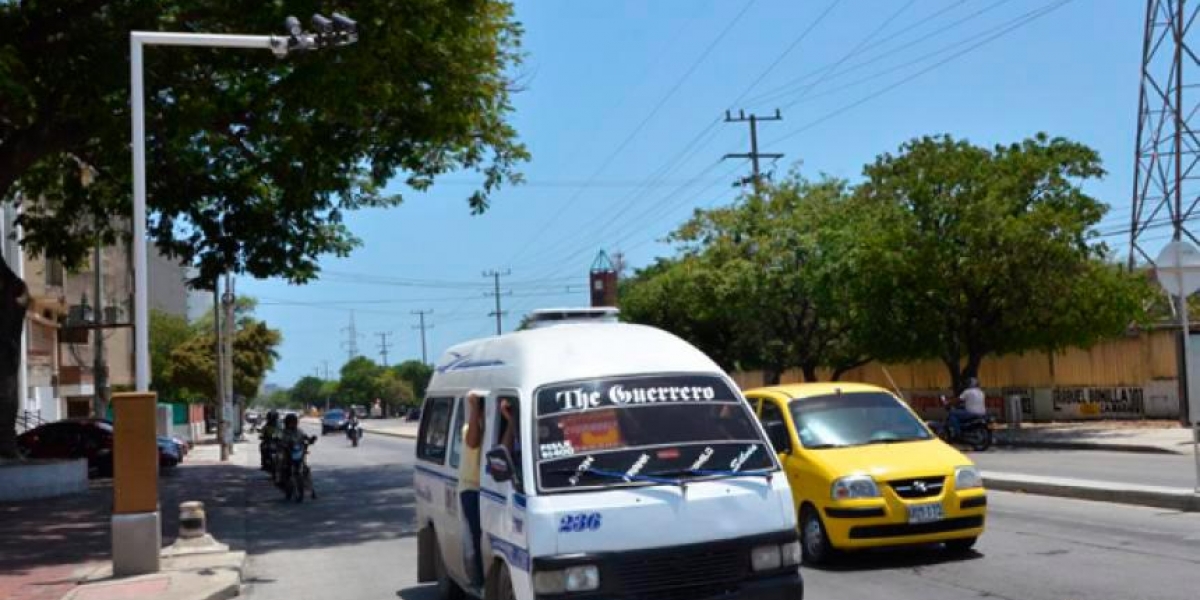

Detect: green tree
337,356,382,407
150,309,194,402
0,2,524,456
622,175,870,383
289,376,325,410
259,389,295,410
851,134,1152,391
392,360,433,400
165,303,282,401
375,369,416,415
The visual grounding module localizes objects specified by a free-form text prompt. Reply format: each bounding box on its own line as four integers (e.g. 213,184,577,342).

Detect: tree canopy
622,174,870,383
0,0,526,457
160,298,282,401
848,134,1152,390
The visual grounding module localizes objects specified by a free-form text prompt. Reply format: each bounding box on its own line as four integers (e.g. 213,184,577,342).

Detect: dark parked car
157,436,182,468
321,409,349,435
17,419,114,477
404,408,421,422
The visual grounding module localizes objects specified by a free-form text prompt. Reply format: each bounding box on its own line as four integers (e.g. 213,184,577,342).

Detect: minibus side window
448,397,466,468
417,397,454,464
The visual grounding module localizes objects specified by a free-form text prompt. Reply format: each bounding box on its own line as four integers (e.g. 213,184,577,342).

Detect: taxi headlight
751,545,782,572
831,475,880,500
534,565,600,594
955,466,983,490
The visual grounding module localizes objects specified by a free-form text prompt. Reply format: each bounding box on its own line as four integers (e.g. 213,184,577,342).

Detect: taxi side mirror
486,446,514,483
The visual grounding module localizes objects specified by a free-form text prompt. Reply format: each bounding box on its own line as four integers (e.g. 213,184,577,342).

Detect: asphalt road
973,448,1198,488
238,427,1200,600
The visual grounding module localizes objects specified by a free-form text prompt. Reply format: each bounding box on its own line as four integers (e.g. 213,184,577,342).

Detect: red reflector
656,448,680,460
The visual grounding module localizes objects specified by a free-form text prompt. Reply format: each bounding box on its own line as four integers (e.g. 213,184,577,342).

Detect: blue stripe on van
480,488,507,505
513,493,527,509
414,464,459,485
488,534,530,572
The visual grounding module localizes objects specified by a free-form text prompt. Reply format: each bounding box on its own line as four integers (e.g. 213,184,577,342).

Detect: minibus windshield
535,374,774,492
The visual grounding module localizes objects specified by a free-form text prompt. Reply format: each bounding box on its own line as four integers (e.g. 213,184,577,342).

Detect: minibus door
439,395,469,583
480,391,526,573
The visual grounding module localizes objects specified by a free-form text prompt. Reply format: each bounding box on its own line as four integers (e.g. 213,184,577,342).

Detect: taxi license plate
907,502,943,524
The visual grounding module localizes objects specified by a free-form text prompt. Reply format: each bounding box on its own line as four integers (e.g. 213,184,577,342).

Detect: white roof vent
526,307,619,329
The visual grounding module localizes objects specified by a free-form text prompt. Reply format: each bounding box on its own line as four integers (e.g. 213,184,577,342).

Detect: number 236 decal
559,512,602,533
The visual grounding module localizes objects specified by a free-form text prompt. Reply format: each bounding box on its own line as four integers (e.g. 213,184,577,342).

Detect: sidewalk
0,441,256,600
997,420,1196,454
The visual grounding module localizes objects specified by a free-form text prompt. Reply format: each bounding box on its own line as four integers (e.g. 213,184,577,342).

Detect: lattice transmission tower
1130,0,1200,266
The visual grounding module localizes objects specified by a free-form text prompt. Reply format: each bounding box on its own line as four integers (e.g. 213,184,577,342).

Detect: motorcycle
279,435,318,502
929,395,993,451
346,421,363,447
259,434,279,477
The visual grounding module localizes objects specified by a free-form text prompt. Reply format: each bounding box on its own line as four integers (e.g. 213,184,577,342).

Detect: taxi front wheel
800,505,835,565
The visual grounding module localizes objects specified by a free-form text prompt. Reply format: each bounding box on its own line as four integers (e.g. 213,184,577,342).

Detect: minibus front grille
610,545,746,597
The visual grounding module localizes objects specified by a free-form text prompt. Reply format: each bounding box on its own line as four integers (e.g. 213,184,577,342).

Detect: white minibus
414,314,804,600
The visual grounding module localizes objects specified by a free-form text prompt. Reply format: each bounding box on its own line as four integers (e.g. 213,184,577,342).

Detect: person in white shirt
948,378,987,437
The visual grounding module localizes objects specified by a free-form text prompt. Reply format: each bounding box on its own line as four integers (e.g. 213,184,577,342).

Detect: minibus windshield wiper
647,467,775,482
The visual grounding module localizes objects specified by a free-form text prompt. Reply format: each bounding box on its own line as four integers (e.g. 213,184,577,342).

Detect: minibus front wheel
486,560,515,600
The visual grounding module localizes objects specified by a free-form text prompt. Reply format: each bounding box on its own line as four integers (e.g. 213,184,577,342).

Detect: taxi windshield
535,374,774,492
789,391,932,449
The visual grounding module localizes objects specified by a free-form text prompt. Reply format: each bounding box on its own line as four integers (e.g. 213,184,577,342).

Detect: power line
727,0,844,108
504,0,760,267
767,0,1074,147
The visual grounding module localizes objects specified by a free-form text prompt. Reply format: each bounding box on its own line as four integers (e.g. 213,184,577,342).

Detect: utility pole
92,240,108,419
221,274,236,456
722,109,784,191
341,311,361,362
483,269,511,336
376,331,394,367
213,278,226,462
322,360,330,380
412,309,434,364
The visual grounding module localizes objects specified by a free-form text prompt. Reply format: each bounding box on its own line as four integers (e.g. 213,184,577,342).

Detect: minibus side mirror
764,421,791,454
486,446,514,483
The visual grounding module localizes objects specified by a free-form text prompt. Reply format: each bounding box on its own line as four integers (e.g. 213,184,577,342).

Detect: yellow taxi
743,382,986,564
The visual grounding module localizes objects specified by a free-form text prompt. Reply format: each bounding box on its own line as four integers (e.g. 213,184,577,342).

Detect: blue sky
244,0,1143,386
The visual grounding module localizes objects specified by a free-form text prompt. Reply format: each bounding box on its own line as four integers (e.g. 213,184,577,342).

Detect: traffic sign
1155,240,1200,297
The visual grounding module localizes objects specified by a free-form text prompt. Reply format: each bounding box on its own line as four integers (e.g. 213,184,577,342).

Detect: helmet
284,413,299,427
966,377,980,388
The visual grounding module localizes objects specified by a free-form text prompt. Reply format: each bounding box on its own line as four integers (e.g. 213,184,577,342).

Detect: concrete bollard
179,501,206,539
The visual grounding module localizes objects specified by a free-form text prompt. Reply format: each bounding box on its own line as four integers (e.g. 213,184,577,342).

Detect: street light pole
121,17,357,577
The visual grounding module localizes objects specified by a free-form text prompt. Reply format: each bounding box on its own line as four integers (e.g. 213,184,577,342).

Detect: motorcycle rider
346,409,361,443
258,410,281,471
279,413,309,484
948,377,987,438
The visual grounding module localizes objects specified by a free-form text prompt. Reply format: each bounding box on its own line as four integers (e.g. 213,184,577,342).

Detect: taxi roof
748,381,891,400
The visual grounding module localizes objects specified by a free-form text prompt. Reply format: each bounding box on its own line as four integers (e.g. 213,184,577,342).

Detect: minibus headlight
534,565,600,594
751,544,782,572
565,565,600,592
955,466,983,490
831,475,880,500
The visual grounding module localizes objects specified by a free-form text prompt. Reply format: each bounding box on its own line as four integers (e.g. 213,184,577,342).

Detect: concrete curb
984,471,1200,512
67,551,245,600
996,437,1185,455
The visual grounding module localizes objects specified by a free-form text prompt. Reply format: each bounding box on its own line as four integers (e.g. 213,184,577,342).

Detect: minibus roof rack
526,307,619,329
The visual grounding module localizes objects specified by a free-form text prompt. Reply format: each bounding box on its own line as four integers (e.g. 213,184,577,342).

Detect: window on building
45,259,64,287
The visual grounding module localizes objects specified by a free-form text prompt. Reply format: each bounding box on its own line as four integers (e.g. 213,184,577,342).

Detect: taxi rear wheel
944,537,978,554
800,505,834,565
